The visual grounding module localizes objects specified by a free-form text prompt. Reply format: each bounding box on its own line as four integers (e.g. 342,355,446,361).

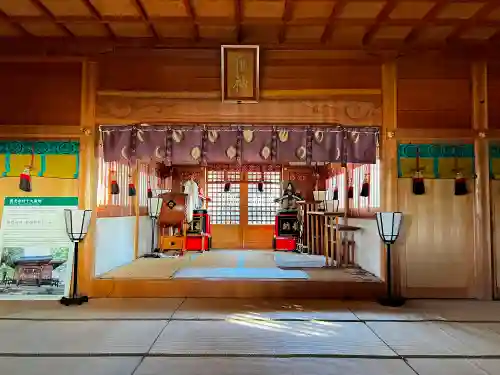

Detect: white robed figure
183,177,201,223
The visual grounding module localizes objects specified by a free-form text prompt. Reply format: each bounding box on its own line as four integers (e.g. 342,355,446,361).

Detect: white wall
138,216,153,257
347,218,382,278
94,217,136,276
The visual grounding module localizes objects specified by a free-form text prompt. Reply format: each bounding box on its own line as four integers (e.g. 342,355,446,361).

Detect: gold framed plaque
221,45,260,103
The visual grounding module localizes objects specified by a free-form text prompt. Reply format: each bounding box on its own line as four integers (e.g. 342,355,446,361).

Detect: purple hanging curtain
99,124,379,165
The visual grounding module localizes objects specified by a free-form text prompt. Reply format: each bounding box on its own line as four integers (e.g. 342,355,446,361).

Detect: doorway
207,169,281,249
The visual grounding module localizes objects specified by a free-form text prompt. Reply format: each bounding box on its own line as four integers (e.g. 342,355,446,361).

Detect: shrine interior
93,124,383,293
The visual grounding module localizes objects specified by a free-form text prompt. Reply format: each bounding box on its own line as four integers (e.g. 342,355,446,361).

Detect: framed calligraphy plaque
221,45,260,103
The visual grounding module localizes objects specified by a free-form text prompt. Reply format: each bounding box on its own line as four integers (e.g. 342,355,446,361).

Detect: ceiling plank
183,0,199,41
80,0,115,38
446,1,500,43
131,0,161,40
0,9,32,36
235,0,243,43
278,0,294,44
28,0,74,37
362,0,398,46
404,0,450,45
321,0,349,44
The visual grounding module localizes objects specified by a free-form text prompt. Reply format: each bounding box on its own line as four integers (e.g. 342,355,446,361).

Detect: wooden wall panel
397,179,475,298
0,62,82,125
97,52,381,93
397,57,471,129
488,62,500,129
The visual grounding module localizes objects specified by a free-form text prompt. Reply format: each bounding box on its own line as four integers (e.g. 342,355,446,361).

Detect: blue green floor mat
173,267,309,279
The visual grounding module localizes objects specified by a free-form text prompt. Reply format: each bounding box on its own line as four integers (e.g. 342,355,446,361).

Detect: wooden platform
95,250,384,299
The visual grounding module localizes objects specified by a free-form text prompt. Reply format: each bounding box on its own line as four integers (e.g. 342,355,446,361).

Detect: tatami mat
368,321,500,356
150,320,396,356
0,320,167,354
274,253,327,268
100,258,185,279
2,298,184,320
135,358,416,375
0,357,142,375
173,267,309,279
172,298,358,321
408,359,500,375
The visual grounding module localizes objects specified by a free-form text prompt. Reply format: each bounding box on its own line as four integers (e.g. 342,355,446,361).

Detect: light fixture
375,212,405,307
60,209,92,306
148,197,163,253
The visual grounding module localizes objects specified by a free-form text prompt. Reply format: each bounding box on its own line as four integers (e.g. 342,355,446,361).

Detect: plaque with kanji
221,45,260,103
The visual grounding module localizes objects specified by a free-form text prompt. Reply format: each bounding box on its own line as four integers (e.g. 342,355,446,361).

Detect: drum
158,192,187,227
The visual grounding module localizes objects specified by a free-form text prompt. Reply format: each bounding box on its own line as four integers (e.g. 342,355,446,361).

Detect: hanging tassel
19,167,32,192
453,146,468,196
333,187,339,201
110,168,119,195
258,167,264,192
347,185,354,199
454,173,468,196
360,175,370,197
412,146,425,195
412,172,426,195
224,182,231,192
128,175,136,197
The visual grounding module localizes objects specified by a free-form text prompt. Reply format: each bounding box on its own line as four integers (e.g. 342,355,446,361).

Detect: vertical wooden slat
133,161,140,258
472,61,493,300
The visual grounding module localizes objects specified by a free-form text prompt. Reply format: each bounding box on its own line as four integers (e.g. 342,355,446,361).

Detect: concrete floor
1,298,500,374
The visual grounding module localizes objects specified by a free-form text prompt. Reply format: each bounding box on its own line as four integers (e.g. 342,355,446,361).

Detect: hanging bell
454,172,468,196
412,171,425,195
360,178,370,197
347,185,354,199
147,187,153,198
19,167,32,192
333,187,339,201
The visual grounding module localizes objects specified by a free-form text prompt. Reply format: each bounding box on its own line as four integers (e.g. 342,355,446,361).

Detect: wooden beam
131,0,161,40
447,2,500,43
362,0,398,46
97,88,382,100
471,61,493,300
278,0,294,44
28,0,74,37
80,0,115,39
321,0,349,44
394,128,477,141
0,9,32,36
404,0,449,45
183,0,199,41
235,0,243,43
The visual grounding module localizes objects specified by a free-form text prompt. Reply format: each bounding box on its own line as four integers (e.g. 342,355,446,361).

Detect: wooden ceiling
0,0,499,51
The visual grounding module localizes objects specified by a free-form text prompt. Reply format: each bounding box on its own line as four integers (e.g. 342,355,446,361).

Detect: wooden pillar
78,60,98,296
381,61,401,291
471,61,493,300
